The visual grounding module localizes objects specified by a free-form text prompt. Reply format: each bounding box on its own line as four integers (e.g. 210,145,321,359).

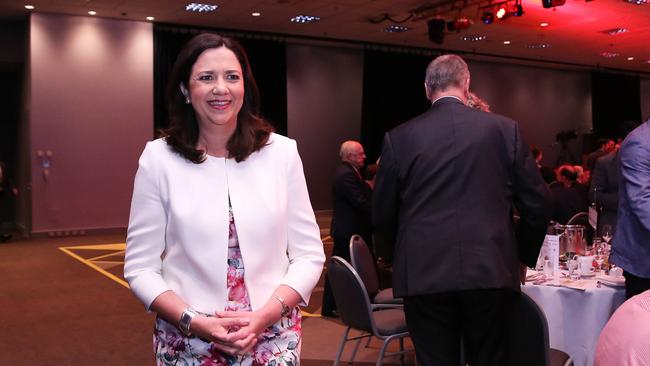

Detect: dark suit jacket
589,151,619,231
373,97,551,296
330,162,373,246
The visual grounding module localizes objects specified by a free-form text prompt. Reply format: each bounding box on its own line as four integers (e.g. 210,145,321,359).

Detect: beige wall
29,13,153,233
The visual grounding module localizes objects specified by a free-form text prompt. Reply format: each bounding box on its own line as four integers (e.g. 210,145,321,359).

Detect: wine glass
601,224,613,245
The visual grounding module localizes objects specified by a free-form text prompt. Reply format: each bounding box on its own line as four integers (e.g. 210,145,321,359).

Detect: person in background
585,138,615,173
531,146,556,184
321,140,373,318
550,165,588,224
124,33,325,365
611,118,650,299
594,290,650,365
466,91,490,112
373,54,550,365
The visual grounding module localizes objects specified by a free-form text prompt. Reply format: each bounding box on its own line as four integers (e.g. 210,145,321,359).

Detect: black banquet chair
327,256,412,366
349,234,403,308
509,292,573,366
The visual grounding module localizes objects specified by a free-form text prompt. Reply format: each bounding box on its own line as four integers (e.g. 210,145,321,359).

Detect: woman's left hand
216,309,275,352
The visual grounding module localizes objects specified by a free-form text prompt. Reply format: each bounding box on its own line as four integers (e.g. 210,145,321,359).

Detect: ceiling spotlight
384,25,410,33
513,3,524,16
602,27,629,35
25,5,34,10
185,3,218,12
461,35,487,42
496,6,508,19
527,43,550,49
627,57,635,60
503,40,511,45
481,11,494,24
251,12,261,17
601,52,619,58
290,15,321,23
542,0,566,8
146,16,155,21
540,22,549,27
88,10,97,15
624,0,648,4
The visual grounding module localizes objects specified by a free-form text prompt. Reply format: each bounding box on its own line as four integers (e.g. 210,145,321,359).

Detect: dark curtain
154,25,288,136
591,71,641,141
360,49,434,162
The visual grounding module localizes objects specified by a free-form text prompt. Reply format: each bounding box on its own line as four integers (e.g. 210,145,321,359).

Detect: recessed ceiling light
601,52,619,58
290,15,321,23
384,25,410,33
503,40,511,45
146,16,155,21
602,27,629,35
627,56,634,60
461,35,486,42
527,43,550,49
251,12,261,17
540,22,549,27
25,5,34,10
624,0,648,4
88,10,97,15
185,3,218,12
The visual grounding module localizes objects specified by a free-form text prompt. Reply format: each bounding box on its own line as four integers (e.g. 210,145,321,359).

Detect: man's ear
424,82,431,101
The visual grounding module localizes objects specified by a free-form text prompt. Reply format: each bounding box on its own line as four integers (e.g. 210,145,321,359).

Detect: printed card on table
536,235,560,273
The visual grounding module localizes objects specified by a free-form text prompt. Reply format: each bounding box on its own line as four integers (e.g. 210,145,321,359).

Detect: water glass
568,256,581,280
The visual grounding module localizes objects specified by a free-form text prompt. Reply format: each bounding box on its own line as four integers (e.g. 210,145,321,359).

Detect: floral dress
153,202,302,365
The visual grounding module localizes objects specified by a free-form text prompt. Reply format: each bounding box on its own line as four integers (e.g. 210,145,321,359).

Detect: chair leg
376,338,393,366
334,327,351,366
365,333,372,348
399,337,405,366
349,331,365,364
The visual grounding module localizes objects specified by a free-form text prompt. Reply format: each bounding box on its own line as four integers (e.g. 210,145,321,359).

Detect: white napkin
596,275,626,287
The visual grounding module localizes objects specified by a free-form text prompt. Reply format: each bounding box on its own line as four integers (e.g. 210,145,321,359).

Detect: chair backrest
327,256,376,333
349,234,380,298
509,292,551,366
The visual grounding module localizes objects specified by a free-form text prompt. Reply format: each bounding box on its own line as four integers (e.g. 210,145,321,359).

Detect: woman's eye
198,74,214,81
226,74,241,81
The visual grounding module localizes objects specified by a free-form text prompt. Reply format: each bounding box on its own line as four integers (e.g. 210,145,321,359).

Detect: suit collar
431,95,464,107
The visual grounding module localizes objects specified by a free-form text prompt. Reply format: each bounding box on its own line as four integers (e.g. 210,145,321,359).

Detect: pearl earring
185,97,191,104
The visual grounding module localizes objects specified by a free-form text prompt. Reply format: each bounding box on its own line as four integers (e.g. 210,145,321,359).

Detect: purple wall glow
29,13,153,233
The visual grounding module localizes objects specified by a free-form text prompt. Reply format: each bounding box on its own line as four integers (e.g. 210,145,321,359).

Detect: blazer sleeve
124,142,171,310
372,132,400,264
512,123,552,268
620,136,650,232
282,141,326,306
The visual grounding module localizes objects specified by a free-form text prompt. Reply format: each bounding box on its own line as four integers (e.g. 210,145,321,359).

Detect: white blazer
124,134,325,313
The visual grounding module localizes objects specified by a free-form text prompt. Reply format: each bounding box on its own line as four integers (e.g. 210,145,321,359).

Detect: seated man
594,290,650,365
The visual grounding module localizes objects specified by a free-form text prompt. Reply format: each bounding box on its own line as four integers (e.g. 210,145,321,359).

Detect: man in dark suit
373,55,550,365
321,140,373,317
589,151,620,235
585,138,615,173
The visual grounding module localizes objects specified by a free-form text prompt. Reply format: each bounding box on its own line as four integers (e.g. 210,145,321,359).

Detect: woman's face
187,46,244,132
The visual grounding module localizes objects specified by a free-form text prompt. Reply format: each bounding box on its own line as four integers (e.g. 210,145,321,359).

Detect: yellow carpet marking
59,243,129,289
59,242,324,317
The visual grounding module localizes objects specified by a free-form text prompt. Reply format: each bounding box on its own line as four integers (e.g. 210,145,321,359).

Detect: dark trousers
404,289,517,366
624,271,650,299
321,235,351,315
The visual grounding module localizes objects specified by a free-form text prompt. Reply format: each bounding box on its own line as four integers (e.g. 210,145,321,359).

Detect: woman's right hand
190,315,258,355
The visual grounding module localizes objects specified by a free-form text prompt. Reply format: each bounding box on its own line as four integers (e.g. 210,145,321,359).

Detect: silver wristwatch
179,308,198,336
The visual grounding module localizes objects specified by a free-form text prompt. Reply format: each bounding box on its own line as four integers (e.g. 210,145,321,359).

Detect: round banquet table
521,276,626,366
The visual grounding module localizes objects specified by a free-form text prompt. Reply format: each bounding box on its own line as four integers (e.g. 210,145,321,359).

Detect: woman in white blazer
124,33,325,365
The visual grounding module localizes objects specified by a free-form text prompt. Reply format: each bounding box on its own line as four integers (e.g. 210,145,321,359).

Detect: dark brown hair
164,33,273,163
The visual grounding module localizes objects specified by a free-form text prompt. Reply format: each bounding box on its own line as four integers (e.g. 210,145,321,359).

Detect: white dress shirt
124,134,325,313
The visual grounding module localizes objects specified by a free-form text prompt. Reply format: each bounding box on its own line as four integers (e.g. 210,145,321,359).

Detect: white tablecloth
521,276,626,366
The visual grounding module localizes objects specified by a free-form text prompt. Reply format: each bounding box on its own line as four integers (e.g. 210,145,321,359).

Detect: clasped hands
191,309,271,356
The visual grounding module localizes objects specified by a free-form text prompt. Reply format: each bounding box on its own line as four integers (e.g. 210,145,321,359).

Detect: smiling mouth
208,100,231,110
